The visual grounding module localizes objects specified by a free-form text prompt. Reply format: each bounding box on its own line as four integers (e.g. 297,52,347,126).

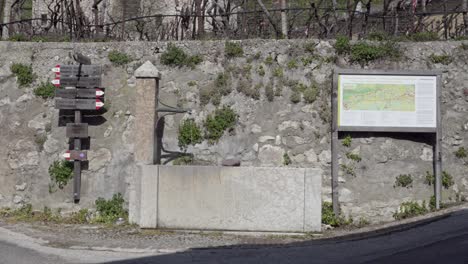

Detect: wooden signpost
54,53,104,203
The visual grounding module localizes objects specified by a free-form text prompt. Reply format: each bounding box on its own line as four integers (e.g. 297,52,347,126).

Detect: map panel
342,83,416,112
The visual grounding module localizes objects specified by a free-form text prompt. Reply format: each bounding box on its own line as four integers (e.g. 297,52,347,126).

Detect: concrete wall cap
134,61,161,79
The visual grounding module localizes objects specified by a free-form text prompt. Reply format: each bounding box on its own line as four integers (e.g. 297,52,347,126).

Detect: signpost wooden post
54,53,104,203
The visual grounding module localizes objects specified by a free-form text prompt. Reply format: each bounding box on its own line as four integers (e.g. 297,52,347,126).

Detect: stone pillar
133,61,161,164
128,61,160,225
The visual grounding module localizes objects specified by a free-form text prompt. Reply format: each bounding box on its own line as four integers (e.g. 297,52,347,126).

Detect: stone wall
0,39,467,223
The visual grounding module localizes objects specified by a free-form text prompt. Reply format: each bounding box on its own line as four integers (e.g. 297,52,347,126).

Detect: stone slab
139,165,158,228
154,166,322,232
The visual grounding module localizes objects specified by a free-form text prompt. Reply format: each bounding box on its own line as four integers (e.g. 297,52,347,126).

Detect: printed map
342,83,416,111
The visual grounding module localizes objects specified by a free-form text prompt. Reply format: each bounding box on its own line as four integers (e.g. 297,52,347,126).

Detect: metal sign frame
331,69,442,215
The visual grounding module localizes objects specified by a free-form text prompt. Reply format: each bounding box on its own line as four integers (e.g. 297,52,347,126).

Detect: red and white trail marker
63,150,87,161
51,78,61,87
95,99,104,110
95,88,104,98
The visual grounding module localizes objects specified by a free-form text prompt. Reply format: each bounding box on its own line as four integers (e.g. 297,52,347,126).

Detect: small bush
350,41,400,65
287,59,298,69
395,174,413,188
274,85,282,97
204,106,238,142
408,32,439,42
34,81,55,99
322,202,351,227
237,80,260,100
335,35,351,55
108,50,132,66
455,147,467,158
8,33,28,41
225,42,244,58
304,42,316,53
214,72,231,96
265,84,274,102
173,156,193,165
393,201,428,220
67,209,89,224
429,54,453,65
346,152,362,162
11,63,35,87
290,91,301,104
49,160,74,189
94,193,127,224
161,43,202,68
303,85,318,104
283,153,291,166
178,119,203,150
342,135,352,147
187,81,197,86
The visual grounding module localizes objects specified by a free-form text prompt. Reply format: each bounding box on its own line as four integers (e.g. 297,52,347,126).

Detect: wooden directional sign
55,98,104,110
52,76,101,88
55,88,104,99
66,123,88,138
52,65,102,77
63,150,87,161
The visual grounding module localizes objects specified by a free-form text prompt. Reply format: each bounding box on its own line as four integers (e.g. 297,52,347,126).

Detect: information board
336,71,439,132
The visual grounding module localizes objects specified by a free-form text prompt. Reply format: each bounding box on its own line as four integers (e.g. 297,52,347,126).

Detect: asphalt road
106,209,468,264
1,209,467,264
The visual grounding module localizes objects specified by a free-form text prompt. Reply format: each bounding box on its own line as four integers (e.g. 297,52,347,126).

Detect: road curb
321,213,451,243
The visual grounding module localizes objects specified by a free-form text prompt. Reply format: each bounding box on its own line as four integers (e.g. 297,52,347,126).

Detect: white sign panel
338,74,437,130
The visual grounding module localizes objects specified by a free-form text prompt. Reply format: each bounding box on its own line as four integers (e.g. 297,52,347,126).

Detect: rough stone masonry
0,39,467,223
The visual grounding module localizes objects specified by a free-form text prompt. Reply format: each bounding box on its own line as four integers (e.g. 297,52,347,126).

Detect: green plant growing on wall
287,59,298,69
257,65,265,76
48,160,74,189
350,41,400,65
187,81,197,86
408,31,439,42
173,156,193,165
321,202,351,227
178,119,203,150
225,41,244,58
367,31,391,41
394,174,413,188
303,85,318,104
264,55,274,65
274,85,283,97
273,67,283,78
429,54,453,65
34,134,47,151
265,84,274,102
342,135,352,147
393,201,428,220
108,50,132,66
214,72,231,96
34,81,55,99
346,152,362,162
455,147,467,159
304,42,316,53
161,43,203,68
425,171,454,189
290,91,301,104
204,106,238,142
340,164,356,177
10,63,35,87
94,193,128,224
8,33,28,42
283,153,292,166
334,35,351,55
